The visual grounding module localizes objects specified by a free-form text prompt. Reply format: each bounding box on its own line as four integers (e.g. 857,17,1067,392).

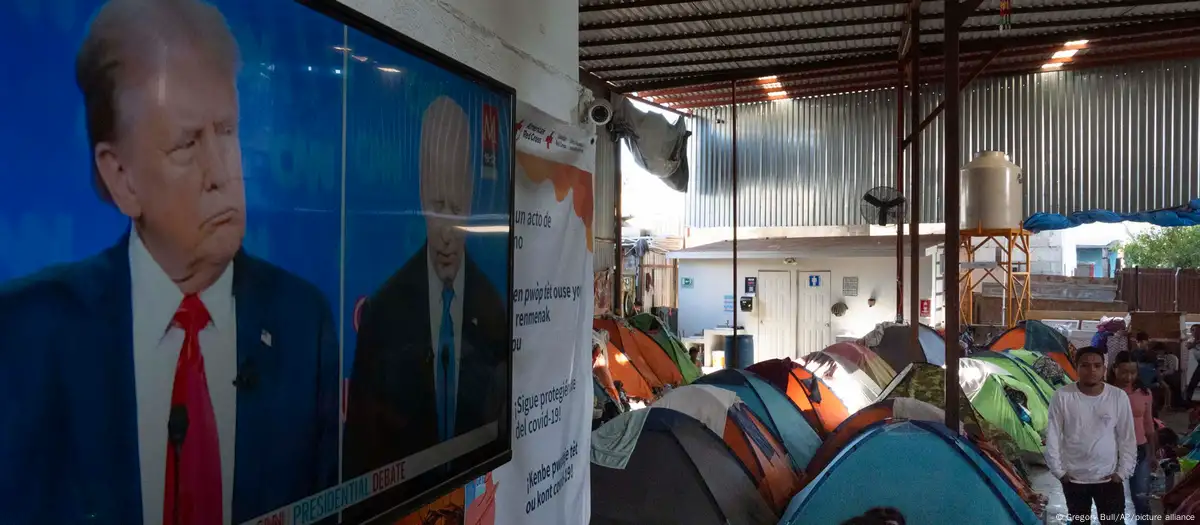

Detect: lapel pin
261,329,273,347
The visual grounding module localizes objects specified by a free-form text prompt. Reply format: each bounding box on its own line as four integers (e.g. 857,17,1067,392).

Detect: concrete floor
1031,467,1152,525
1031,409,1191,525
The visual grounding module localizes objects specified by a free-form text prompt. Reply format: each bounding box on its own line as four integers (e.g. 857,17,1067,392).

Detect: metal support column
613,139,623,315
895,66,906,323
730,81,740,366
943,0,963,434
907,0,922,352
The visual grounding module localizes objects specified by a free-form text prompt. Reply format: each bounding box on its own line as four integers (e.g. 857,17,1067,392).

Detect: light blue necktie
437,287,457,441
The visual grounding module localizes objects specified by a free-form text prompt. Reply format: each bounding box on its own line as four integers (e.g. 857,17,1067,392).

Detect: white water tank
960,151,1024,230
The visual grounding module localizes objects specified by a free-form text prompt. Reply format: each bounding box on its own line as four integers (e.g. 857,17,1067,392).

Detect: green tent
969,351,1059,407
967,367,1049,458
629,313,702,384
880,360,1048,465
1002,349,1073,389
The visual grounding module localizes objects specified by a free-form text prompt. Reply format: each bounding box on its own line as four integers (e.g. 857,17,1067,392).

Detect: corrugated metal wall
687,59,1200,228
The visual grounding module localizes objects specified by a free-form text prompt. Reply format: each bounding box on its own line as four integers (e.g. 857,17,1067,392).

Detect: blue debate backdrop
0,0,513,522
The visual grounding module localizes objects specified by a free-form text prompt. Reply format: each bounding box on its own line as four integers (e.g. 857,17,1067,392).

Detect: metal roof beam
581,3,1199,48
582,30,898,62
673,45,1200,108
614,15,1200,93
580,0,715,14
581,15,904,48
582,0,904,31
587,44,897,73
581,0,1196,32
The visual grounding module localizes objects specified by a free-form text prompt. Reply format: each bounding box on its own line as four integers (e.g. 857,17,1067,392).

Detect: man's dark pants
1062,480,1126,525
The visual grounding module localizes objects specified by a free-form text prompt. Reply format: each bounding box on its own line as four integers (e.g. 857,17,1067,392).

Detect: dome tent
693,368,823,470
988,320,1078,381
653,385,803,512
779,420,1039,525
594,316,681,390
871,323,946,371
591,408,776,525
744,359,851,436
628,312,702,384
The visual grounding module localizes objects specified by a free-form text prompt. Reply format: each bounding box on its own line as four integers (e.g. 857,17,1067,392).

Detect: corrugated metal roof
579,0,1200,101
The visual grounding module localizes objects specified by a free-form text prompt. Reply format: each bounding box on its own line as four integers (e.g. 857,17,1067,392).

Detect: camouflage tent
878,363,1031,477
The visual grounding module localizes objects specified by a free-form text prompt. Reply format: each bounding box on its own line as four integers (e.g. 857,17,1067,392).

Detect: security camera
587,100,613,126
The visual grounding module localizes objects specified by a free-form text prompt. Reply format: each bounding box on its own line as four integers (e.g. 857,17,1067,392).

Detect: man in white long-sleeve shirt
1045,346,1137,525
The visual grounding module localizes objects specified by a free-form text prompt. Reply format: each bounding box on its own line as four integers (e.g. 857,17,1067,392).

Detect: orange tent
988,320,1078,381
654,385,804,513
747,358,849,436
594,316,683,388
601,340,655,401
592,343,620,403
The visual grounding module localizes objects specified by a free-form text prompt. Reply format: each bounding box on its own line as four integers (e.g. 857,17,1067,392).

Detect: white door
797,271,833,358
755,270,796,363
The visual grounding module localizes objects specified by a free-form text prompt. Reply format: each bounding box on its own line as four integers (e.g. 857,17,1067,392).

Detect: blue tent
779,420,1040,525
694,368,822,470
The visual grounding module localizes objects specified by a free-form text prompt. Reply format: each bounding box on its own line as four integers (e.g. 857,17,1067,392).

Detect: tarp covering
745,359,850,436
591,408,776,525
694,368,823,470
594,316,682,388
1022,199,1200,233
608,97,692,192
654,386,803,512
873,323,946,371
629,312,703,384
780,420,1040,525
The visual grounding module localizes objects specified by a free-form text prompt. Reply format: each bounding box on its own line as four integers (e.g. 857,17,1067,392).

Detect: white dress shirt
1044,383,1137,484
130,229,237,524
428,254,465,411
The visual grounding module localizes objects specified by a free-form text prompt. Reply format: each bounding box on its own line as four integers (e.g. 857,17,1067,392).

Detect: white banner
465,104,594,525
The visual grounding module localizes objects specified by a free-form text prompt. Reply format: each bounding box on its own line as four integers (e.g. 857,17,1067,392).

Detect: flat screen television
0,0,514,523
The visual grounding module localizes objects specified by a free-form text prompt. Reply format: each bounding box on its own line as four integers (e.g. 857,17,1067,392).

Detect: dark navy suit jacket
0,234,340,524
342,244,506,520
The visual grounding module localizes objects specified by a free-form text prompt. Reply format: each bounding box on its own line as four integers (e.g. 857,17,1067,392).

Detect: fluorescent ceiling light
458,225,510,233
1052,49,1078,59
1041,63,1064,70
767,90,788,97
378,66,401,73
759,75,778,82
760,82,783,89
1065,40,1089,47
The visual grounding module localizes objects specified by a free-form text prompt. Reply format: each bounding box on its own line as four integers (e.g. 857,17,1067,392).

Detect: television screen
0,0,514,523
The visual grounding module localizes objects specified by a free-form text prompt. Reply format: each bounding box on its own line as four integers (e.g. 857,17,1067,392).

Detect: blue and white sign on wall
807,274,822,287
723,294,734,312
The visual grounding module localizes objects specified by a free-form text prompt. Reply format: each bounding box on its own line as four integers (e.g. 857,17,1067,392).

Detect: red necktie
163,294,223,525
